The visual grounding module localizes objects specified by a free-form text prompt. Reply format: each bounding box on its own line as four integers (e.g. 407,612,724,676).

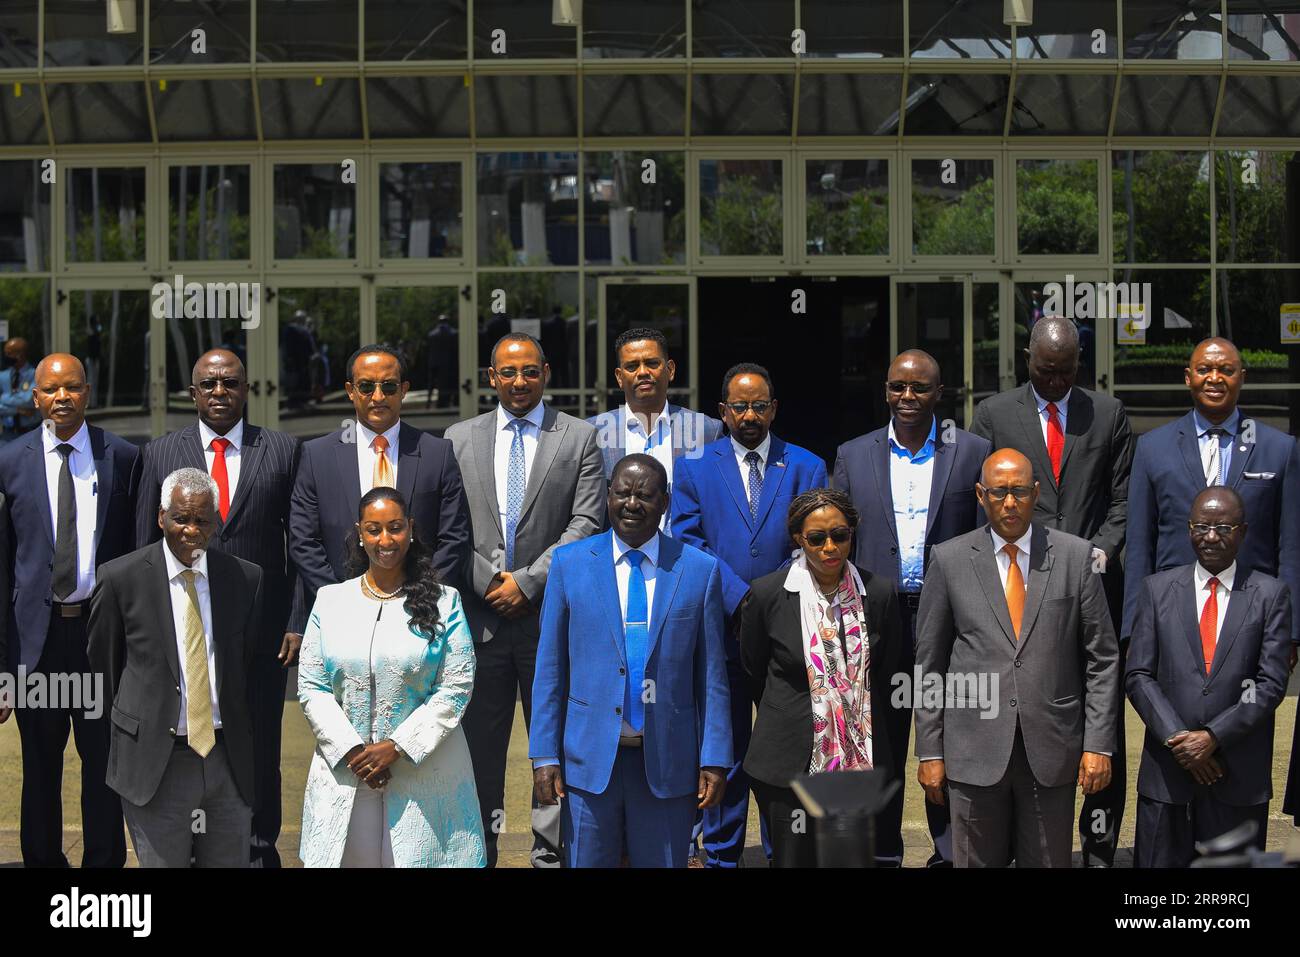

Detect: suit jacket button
1009,698,1017,707
615,707,622,715
44,598,50,606
890,547,897,554
1014,660,1022,668
619,667,626,676
1056,513,1065,521
169,727,176,735
750,547,759,557
176,685,181,694
1203,688,1210,695
47,562,53,571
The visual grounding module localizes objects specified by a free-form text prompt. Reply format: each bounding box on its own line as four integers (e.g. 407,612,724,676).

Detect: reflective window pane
273,165,356,260
45,0,143,66
911,159,996,256
1216,76,1300,137
379,162,464,260
0,83,48,146
910,0,1011,59
277,287,360,438
1017,2,1118,58
47,82,151,144
583,0,686,58
71,290,152,442
0,278,51,371
1226,3,1300,60
1113,268,1211,389
692,74,793,135
476,152,579,267
903,74,1010,135
474,75,577,138
168,165,252,262
163,295,248,433
0,160,51,272
259,78,363,139
0,4,38,68
1112,151,1210,263
973,282,1002,403
805,159,889,257
258,0,358,61
1010,74,1114,135
473,0,577,58
599,281,692,408
153,79,257,141
376,286,462,431
802,0,903,58
797,74,903,135
365,1,467,61
150,0,252,64
692,0,793,58
1016,159,1099,255
1216,151,1300,263
476,272,582,412
583,74,686,137
584,151,686,265
1113,74,1217,136
699,159,783,257
896,281,967,426
366,76,470,138
66,167,147,264
1123,1,1223,59
1217,269,1300,379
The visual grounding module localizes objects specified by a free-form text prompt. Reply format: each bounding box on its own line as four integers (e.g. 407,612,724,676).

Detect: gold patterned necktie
180,569,216,758
372,434,394,489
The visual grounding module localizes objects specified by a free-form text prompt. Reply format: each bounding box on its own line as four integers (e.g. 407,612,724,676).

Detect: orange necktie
1003,543,1025,640
1200,577,1219,675
371,434,394,489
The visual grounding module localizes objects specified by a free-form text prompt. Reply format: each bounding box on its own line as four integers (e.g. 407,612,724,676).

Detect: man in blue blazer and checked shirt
531,454,731,867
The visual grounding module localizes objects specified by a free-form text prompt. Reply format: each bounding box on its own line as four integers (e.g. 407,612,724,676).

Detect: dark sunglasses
802,527,852,547
195,377,244,394
353,380,401,396
724,400,772,416
886,381,935,396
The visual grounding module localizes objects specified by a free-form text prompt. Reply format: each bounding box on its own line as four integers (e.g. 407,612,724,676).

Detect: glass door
891,276,973,427
596,276,696,414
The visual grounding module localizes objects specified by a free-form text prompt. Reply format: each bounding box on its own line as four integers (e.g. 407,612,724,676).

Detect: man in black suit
1126,487,1292,866
135,349,301,867
290,342,470,604
0,353,140,868
969,316,1133,866
832,349,989,866
89,468,262,867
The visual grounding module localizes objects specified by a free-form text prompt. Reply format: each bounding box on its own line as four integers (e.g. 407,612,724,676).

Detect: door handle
461,377,473,395
266,381,277,396
249,380,261,397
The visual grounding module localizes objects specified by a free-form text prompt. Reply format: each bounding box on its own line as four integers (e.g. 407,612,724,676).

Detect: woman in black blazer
740,487,902,868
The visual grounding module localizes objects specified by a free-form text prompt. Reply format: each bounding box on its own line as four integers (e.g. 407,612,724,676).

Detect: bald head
889,349,940,382
192,348,245,384
3,338,28,364
981,448,1035,489
1026,317,1080,403
1190,337,1241,367
33,353,89,440
35,353,86,382
1029,316,1080,355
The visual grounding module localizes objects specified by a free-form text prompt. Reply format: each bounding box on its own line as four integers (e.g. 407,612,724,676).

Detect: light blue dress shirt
1193,408,1240,485
888,418,937,593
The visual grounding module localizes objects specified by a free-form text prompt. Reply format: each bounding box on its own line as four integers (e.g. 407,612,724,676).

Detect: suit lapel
1177,413,1207,489
90,426,112,555
519,405,563,525
870,433,899,546
712,442,754,531
1057,390,1092,480
208,554,234,698
971,532,1017,649
222,424,262,529
333,430,362,527
646,534,682,664
395,422,421,505
27,432,53,547
147,543,182,687
1176,573,1205,673
924,427,953,542
1016,385,1056,491
1209,573,1252,682
590,533,627,667
1225,419,1252,490
1015,525,1054,651
752,435,791,532
473,412,503,537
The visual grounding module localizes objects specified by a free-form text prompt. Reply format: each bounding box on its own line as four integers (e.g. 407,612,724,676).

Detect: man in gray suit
446,332,605,867
587,327,723,522
914,448,1119,867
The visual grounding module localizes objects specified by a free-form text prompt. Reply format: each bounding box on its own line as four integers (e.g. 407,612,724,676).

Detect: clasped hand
486,572,532,620
344,741,398,789
1167,730,1223,786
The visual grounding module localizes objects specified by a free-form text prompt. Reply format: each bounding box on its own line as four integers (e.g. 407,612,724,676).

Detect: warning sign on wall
1282,303,1300,344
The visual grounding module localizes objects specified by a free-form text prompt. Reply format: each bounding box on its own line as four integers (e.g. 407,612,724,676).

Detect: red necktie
1199,577,1219,675
1046,402,1064,483
210,437,231,521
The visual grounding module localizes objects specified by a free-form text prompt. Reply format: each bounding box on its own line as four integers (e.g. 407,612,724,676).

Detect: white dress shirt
1031,385,1071,449
731,433,772,512
494,401,546,532
43,421,98,602
888,419,937,593
356,420,401,495
1194,560,1235,647
623,404,675,530
988,526,1032,592
199,418,243,500
162,542,222,733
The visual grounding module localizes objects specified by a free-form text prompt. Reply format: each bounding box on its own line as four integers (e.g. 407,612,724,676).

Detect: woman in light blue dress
298,487,486,867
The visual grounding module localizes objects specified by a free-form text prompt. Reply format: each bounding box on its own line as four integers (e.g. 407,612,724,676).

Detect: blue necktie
745,450,763,521
504,418,527,570
623,549,649,732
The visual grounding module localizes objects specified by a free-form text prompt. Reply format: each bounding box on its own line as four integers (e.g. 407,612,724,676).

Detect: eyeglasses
724,400,772,416
353,380,401,396
196,377,243,394
886,381,935,396
495,366,543,381
1188,522,1244,537
802,527,852,547
982,486,1035,502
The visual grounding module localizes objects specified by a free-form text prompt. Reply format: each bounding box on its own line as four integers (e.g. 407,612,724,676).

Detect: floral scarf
783,552,873,773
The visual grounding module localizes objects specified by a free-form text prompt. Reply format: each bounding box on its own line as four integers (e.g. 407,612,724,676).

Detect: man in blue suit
1124,337,1300,661
1126,487,1292,867
531,454,731,867
588,328,723,524
832,349,989,866
0,353,141,868
671,362,827,866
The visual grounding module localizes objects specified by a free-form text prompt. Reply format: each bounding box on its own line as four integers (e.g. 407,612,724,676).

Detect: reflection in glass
47,82,152,144
1216,151,1300,263
1113,74,1217,136
66,167,147,264
910,0,1011,58
1112,151,1210,263
1226,4,1300,60
583,74,686,136
70,290,152,443
692,74,793,135
583,0,686,58
1016,3,1117,58
164,302,248,432
802,0,903,58
376,287,461,431
699,159,783,257
258,0,358,61
273,165,356,260
805,160,889,257
474,75,577,138
44,0,143,65
973,282,1001,403
276,287,360,438
1216,269,1300,435
691,0,793,58
0,5,38,68
1014,281,1099,389
911,159,996,256
902,74,1010,135
1123,1,1223,59
584,151,686,265
379,163,464,260
473,0,576,58
259,78,363,139
150,0,252,64
476,272,582,407
366,76,470,138
1009,74,1114,136
599,281,691,409
365,1,467,60
0,278,51,373
0,160,51,271
1216,76,1300,136
169,165,252,262
798,74,903,135
476,153,579,267
896,281,966,427
0,83,47,145
1016,159,1099,255
153,79,257,141
1113,269,1211,389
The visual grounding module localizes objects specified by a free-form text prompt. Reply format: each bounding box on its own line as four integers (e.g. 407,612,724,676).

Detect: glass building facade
2,1,1299,462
